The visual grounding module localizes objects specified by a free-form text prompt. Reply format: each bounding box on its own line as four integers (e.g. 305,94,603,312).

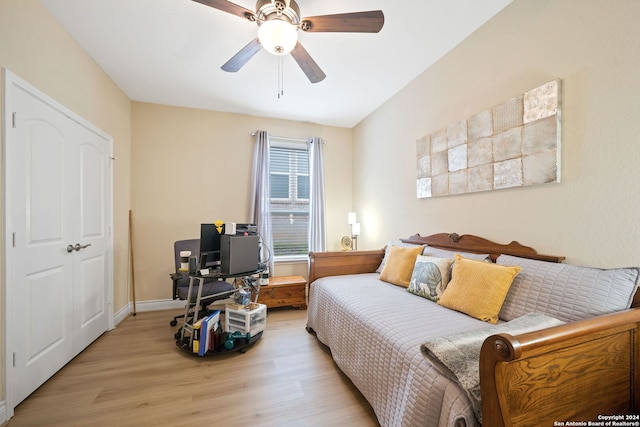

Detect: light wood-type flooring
5,308,378,427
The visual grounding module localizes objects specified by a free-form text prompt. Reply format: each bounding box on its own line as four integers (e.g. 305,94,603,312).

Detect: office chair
169,239,235,326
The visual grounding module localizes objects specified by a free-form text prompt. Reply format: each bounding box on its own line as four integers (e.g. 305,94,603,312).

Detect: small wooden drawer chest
255,275,307,309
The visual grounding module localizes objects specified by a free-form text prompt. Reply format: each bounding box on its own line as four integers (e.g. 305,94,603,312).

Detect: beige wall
0,0,132,402
353,0,640,268
131,102,353,302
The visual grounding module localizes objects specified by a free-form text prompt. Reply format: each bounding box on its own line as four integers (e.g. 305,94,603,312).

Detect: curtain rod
250,132,326,144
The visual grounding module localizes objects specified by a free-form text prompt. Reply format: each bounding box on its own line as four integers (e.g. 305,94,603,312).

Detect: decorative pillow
498,254,640,323
379,245,424,287
407,256,453,302
376,240,423,273
438,255,521,323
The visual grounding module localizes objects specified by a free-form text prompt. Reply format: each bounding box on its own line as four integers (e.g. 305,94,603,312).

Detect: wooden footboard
480,308,640,426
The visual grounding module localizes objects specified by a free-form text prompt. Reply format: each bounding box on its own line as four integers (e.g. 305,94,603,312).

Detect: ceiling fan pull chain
278,54,284,99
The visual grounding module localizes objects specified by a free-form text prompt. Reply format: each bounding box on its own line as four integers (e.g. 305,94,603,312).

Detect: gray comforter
307,273,492,427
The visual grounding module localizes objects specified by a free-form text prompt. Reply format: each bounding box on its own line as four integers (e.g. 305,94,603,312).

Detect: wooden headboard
401,232,565,263
308,232,565,286
401,233,640,308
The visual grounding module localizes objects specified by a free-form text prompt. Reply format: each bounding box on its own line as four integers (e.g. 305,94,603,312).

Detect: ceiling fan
193,0,385,83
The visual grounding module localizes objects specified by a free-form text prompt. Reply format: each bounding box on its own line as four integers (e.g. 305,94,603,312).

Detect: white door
3,70,113,411
73,117,111,354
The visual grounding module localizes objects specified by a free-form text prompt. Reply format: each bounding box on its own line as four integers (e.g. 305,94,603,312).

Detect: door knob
67,243,92,253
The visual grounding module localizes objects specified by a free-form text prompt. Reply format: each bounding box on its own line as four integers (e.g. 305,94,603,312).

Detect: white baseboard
111,299,184,326
104,297,240,330
133,298,185,313
133,298,234,312
112,297,235,326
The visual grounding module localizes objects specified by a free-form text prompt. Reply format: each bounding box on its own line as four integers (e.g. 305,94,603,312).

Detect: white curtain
249,131,274,273
307,137,326,252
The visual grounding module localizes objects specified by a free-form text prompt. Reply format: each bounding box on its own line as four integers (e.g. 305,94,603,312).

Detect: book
209,312,221,352
192,319,203,354
210,327,221,352
199,310,220,356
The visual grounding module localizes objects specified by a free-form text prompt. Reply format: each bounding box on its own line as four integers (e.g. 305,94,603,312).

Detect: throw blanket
421,313,565,422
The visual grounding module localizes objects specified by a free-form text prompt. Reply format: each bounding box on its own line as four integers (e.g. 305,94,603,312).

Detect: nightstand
255,275,307,309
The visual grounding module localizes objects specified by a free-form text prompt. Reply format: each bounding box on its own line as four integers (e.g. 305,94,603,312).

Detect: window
270,140,309,259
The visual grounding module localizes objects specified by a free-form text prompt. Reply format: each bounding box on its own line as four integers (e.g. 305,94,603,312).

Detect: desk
179,268,263,344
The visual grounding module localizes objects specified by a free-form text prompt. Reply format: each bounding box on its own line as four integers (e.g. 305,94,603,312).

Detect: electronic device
235,223,257,235
220,234,259,275
223,222,236,235
199,224,222,269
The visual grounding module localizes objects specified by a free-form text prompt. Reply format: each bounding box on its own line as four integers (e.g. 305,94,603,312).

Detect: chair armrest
170,272,185,280
170,272,186,300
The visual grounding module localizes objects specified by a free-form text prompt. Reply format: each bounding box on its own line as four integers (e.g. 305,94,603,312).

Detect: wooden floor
6,308,379,427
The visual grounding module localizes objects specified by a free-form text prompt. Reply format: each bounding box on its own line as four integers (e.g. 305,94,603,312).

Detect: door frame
2,69,114,418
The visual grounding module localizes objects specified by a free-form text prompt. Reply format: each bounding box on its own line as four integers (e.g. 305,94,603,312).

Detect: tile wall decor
416,79,561,198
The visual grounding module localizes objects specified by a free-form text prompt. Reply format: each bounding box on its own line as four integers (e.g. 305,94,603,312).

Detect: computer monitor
199,224,222,268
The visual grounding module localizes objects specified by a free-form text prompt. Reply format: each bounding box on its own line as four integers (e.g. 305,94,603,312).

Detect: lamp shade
352,223,361,236
348,212,357,225
258,18,298,55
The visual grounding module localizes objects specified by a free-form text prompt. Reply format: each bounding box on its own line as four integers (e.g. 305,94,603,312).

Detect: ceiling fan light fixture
197,0,383,83
258,18,298,55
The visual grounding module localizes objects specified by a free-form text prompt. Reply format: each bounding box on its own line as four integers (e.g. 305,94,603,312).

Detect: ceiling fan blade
290,42,326,83
221,38,262,72
301,10,384,33
192,0,256,20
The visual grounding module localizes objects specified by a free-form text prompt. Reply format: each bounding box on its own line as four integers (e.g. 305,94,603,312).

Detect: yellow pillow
379,245,424,287
438,254,521,323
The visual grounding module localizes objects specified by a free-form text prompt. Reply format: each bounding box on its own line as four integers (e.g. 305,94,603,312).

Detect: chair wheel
170,320,177,326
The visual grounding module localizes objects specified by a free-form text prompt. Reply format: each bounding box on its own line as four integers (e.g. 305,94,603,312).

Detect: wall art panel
416,79,561,198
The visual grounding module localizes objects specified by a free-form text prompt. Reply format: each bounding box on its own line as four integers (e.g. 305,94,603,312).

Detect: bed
306,233,640,427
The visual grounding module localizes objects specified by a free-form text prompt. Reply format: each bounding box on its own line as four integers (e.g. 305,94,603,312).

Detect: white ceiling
40,0,512,128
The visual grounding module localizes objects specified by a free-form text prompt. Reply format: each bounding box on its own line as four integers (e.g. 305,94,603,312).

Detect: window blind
269,144,309,257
